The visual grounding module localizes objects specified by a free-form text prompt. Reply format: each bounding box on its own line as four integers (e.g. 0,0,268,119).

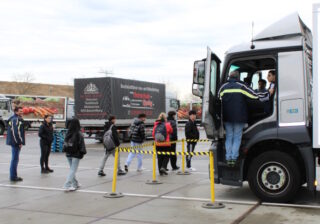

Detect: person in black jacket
166,111,179,170
124,113,146,172
218,70,263,166
38,115,54,174
185,110,199,171
98,116,126,176
63,118,86,191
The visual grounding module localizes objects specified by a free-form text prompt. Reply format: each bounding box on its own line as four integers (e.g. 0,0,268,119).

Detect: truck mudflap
299,146,317,191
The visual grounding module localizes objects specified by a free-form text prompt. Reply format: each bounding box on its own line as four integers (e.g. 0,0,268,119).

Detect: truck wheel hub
260,165,286,191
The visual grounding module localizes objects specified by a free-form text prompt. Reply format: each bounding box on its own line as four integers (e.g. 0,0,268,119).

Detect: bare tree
12,73,36,94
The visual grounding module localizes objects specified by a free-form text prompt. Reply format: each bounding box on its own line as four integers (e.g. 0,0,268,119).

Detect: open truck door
192,47,221,140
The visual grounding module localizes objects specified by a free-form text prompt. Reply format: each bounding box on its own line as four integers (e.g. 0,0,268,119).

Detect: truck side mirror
193,60,205,85
192,83,204,97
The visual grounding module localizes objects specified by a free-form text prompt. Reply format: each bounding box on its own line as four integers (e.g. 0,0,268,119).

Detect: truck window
210,60,218,96
0,101,8,110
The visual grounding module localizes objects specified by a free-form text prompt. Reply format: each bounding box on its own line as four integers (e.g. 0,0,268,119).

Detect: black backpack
154,122,167,142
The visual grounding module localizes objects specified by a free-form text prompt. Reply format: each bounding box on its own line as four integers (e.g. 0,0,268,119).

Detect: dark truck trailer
74,77,166,141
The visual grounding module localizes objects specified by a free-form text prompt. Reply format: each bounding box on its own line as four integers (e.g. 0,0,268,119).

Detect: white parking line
0,183,319,209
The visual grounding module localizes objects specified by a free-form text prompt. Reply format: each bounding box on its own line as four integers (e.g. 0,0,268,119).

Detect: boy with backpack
98,116,126,177
152,113,173,176
124,113,146,172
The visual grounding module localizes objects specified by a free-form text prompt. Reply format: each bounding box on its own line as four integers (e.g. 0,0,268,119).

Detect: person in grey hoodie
124,113,146,172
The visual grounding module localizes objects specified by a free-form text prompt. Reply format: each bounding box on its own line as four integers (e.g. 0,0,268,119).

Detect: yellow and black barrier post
202,149,224,209
177,139,190,175
104,147,124,198
146,142,162,185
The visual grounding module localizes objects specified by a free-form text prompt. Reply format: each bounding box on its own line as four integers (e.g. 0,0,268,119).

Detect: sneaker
41,169,49,174
11,177,23,182
64,186,76,191
117,169,126,176
76,183,82,189
124,165,128,172
172,166,180,171
137,167,146,172
98,171,106,177
188,167,196,172
230,160,236,167
46,168,54,173
160,168,168,175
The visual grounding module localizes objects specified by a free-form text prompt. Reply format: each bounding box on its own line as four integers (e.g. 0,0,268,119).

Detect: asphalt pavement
0,130,320,224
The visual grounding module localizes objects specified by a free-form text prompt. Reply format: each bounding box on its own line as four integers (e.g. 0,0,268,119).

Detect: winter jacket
38,121,54,145
185,119,199,141
65,132,87,159
152,120,173,147
6,114,25,146
167,116,177,141
218,78,267,123
130,118,145,143
104,121,120,147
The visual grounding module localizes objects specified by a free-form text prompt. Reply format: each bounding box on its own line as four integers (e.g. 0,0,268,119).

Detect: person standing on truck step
185,110,200,171
38,115,54,174
218,70,262,166
6,106,25,182
152,113,173,176
63,118,86,191
124,113,146,172
166,111,179,171
98,116,126,177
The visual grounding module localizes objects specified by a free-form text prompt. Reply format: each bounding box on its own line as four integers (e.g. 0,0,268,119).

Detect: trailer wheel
0,123,5,135
248,151,301,203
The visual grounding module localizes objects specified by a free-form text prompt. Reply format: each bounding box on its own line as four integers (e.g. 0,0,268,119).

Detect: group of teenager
5,106,200,191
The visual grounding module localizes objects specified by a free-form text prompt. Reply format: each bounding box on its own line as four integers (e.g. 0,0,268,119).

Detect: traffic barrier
202,150,225,209
146,142,162,185
104,147,124,198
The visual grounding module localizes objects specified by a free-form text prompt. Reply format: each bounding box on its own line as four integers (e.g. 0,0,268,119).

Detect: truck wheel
0,123,4,135
248,151,301,203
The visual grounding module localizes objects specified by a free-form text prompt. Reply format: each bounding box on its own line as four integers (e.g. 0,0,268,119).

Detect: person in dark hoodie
166,111,179,171
63,118,86,191
124,113,146,172
185,110,199,171
38,115,54,174
98,115,126,176
6,106,25,182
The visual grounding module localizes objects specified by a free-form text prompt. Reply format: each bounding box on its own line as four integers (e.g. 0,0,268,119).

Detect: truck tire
248,151,301,203
0,123,4,135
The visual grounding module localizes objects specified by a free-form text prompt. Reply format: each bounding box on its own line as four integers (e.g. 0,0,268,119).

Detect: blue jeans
64,157,80,188
125,142,143,169
224,122,245,160
10,146,21,180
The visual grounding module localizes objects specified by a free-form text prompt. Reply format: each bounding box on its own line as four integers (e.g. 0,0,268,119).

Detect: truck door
192,47,221,139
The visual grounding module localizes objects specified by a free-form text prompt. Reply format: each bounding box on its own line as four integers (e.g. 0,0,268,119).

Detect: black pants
156,146,170,172
167,143,178,169
40,140,51,170
186,142,196,168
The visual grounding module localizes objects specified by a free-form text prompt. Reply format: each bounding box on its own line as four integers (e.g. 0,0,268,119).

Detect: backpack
128,123,136,139
103,125,116,151
154,122,167,142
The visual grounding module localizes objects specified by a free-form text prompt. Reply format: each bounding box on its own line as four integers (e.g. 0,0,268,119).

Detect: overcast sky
0,0,317,99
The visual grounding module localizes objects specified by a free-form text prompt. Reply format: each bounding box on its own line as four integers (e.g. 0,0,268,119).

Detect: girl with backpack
63,118,87,191
152,113,173,176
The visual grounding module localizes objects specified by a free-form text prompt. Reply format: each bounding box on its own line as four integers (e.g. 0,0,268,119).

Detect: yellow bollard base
176,171,191,175
146,180,163,185
202,202,225,209
103,192,124,198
